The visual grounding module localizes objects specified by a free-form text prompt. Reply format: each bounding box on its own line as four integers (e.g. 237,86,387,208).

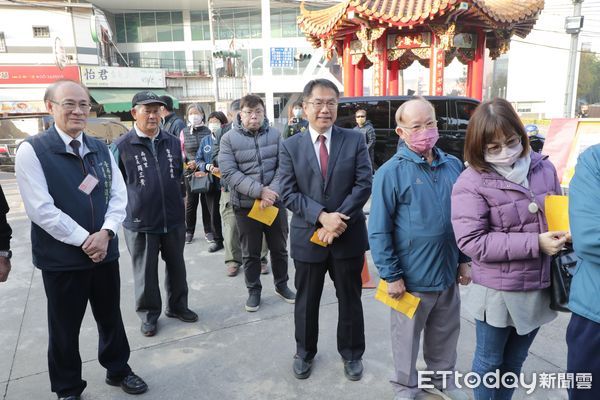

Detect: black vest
182,125,210,161
26,128,119,271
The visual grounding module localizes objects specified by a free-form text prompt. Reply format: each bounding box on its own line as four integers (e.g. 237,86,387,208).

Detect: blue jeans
471,319,538,400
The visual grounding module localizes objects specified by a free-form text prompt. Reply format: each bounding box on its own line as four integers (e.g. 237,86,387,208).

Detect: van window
455,101,478,130
336,100,390,131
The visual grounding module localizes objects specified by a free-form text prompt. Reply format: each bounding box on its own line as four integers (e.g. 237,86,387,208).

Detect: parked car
0,116,129,170
336,96,480,167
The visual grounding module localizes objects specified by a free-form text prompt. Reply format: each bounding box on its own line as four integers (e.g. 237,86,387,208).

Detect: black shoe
106,372,148,395
140,322,156,337
165,308,198,322
208,241,224,253
343,359,363,381
185,232,193,244
293,355,312,379
245,292,260,312
275,286,296,304
59,396,80,400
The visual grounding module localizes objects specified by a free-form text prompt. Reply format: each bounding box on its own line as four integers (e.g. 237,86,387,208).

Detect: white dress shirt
308,126,332,170
15,125,127,247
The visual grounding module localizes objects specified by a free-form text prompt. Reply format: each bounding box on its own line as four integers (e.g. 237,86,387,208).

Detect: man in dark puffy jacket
159,95,186,137
219,94,295,312
353,108,376,169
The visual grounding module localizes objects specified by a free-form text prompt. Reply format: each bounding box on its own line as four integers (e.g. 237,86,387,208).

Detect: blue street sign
270,47,295,68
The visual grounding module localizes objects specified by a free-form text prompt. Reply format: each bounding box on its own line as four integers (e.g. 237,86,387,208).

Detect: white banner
80,66,165,88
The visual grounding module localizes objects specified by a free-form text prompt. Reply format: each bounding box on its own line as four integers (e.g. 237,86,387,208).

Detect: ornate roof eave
298,0,544,47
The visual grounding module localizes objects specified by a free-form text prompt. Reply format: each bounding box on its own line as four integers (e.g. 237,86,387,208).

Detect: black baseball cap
131,91,167,107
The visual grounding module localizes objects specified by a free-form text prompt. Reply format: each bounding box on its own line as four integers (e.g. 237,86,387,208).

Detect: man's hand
457,263,472,286
210,166,220,175
0,257,11,282
261,187,279,204
318,211,349,236
186,160,197,170
317,227,337,245
260,199,274,209
82,231,110,263
387,279,406,299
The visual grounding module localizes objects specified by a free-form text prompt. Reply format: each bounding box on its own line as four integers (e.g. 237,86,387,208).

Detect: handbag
189,171,212,194
549,243,577,312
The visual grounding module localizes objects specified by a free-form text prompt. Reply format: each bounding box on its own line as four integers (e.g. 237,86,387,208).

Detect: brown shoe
226,262,240,277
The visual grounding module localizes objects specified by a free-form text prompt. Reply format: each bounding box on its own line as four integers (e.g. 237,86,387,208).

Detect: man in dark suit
279,79,372,381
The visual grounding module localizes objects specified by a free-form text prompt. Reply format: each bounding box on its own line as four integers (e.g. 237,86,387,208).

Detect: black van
335,96,480,167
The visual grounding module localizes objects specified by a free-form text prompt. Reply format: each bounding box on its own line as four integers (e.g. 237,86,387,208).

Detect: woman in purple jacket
451,98,568,400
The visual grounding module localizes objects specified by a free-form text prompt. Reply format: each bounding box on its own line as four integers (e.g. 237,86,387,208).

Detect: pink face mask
407,127,439,154
484,142,524,167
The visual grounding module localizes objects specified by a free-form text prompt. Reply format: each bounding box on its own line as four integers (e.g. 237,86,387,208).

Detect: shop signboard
0,65,80,85
80,66,165,88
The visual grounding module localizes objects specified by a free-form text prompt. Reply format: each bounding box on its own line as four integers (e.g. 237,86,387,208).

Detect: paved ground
0,172,571,400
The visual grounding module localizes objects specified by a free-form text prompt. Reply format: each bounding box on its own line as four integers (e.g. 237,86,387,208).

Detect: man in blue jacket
112,91,197,338
368,98,470,400
568,145,600,400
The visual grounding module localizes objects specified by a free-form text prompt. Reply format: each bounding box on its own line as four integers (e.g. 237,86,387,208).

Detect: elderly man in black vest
15,79,147,400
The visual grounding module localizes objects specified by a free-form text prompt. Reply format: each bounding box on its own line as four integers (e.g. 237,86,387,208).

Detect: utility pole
208,0,220,102
564,0,584,118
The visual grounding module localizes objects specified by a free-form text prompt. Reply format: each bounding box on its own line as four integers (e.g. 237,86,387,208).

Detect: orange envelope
310,230,328,247
545,195,570,232
247,199,279,226
374,280,421,319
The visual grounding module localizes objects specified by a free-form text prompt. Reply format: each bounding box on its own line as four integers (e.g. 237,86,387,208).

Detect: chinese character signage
80,66,165,88
0,65,79,85
270,48,295,68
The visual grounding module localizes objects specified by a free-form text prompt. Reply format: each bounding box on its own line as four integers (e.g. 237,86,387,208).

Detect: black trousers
567,312,600,400
234,205,289,293
294,254,365,362
205,188,223,242
41,260,131,397
184,177,212,235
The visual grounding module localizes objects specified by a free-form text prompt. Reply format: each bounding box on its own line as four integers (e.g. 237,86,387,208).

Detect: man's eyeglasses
305,101,338,110
398,121,437,134
50,100,92,112
486,136,522,155
241,109,264,117
356,115,366,119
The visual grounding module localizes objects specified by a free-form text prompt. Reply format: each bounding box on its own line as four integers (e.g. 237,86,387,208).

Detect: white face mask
293,108,303,118
208,123,221,134
484,142,524,167
188,115,203,127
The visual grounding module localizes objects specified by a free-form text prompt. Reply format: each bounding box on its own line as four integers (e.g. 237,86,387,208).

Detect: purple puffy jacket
451,152,562,291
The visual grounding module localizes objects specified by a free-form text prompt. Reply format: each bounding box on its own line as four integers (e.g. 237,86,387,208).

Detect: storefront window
115,14,126,43
124,13,140,43
140,13,157,43
171,12,184,41
190,11,210,41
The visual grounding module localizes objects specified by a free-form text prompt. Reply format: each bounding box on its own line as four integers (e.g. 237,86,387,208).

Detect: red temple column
343,36,355,97
466,61,473,97
470,29,486,101
388,59,399,96
354,58,364,96
429,33,445,96
378,33,388,96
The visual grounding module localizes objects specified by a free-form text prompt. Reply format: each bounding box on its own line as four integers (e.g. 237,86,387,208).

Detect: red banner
0,65,80,85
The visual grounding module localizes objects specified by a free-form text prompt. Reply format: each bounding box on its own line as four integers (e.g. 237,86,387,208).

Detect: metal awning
89,89,178,113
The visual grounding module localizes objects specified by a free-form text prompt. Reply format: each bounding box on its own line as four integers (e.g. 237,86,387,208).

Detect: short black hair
292,99,303,108
355,108,367,115
208,111,228,125
160,95,174,111
239,94,265,110
229,99,241,112
302,79,339,100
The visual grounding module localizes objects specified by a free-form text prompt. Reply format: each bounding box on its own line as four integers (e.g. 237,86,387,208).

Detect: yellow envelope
247,199,279,226
211,170,221,178
310,230,328,247
375,280,421,319
545,195,570,232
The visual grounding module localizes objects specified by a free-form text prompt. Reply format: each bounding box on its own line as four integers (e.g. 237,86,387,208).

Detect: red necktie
318,134,328,179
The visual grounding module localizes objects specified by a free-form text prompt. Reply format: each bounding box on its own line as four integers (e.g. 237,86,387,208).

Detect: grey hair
394,96,435,126
44,79,90,102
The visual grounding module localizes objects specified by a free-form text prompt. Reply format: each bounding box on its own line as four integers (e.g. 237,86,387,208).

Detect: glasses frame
241,109,265,117
485,136,522,156
398,121,437,134
305,101,338,110
49,99,92,112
